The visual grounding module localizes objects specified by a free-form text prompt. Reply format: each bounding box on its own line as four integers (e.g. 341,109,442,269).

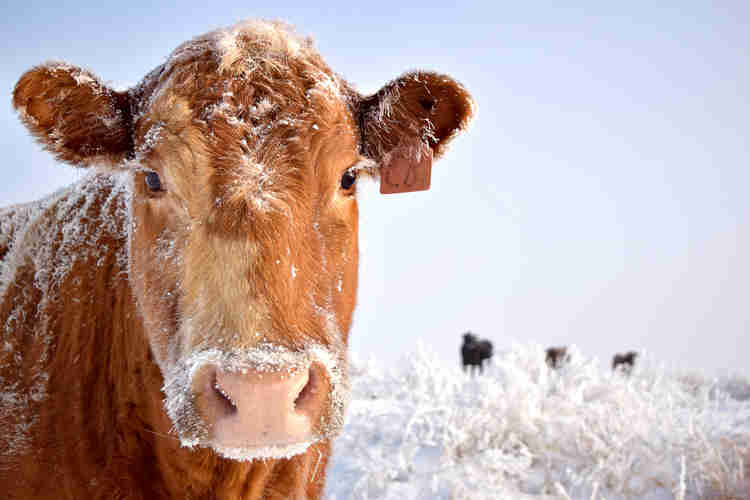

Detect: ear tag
380,148,433,194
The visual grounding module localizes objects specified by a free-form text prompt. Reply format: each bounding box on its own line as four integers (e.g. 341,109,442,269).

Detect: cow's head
12,21,473,460
463,332,478,344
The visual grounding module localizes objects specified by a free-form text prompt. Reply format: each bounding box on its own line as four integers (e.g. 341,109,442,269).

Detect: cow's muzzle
191,361,329,452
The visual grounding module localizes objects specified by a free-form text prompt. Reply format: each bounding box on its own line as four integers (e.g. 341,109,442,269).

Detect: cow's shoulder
0,172,133,471
0,172,131,298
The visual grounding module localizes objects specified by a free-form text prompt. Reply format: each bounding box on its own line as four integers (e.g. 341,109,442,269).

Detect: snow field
325,343,750,499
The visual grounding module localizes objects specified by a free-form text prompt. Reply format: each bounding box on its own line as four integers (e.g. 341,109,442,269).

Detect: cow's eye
340,169,357,191
145,171,164,193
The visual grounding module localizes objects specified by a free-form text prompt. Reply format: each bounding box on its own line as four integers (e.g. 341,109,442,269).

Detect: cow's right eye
340,169,357,191
145,171,164,193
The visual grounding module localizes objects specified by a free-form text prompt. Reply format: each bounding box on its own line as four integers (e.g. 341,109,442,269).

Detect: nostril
294,364,320,413
213,373,238,415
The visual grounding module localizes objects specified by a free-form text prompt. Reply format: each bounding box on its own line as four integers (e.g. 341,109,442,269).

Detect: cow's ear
13,62,134,168
359,71,474,162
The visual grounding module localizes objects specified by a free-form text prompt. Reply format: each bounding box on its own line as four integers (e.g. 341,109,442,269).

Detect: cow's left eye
340,169,357,190
145,171,164,193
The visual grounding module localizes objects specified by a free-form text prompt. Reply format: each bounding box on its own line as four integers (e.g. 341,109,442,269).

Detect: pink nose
192,362,327,449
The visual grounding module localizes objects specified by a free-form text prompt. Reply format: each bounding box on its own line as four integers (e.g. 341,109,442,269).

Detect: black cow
545,346,570,370
612,351,638,375
461,332,493,374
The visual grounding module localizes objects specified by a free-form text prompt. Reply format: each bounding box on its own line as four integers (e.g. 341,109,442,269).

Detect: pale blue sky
2,1,748,375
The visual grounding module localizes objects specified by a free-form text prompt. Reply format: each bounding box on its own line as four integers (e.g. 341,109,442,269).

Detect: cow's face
12,20,473,460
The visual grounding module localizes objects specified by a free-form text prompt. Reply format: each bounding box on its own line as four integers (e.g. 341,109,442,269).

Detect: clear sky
2,1,748,375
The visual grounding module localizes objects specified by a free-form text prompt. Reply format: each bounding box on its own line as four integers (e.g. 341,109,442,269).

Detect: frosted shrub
717,375,750,402
326,343,750,499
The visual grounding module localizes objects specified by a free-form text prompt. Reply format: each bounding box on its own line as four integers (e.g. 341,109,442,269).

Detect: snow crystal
153,228,178,264
349,157,379,178
138,121,165,157
0,171,130,313
0,382,37,458
213,439,316,462
72,71,95,86
250,97,276,117
304,71,344,104
215,20,305,75
238,155,280,213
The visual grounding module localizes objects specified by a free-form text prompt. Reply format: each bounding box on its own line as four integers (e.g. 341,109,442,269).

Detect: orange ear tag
380,148,433,194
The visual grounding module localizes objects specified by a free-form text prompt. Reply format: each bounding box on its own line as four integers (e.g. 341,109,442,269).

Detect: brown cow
545,346,570,370
461,332,493,374
1,20,473,499
612,351,638,375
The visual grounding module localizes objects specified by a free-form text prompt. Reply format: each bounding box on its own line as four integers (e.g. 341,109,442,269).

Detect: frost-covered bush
716,375,750,402
326,343,750,500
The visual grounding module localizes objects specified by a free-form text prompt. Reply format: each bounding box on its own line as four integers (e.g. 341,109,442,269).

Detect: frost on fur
0,172,131,457
12,64,133,167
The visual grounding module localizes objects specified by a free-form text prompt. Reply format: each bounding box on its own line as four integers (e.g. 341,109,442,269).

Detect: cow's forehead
166,20,324,78
129,20,362,228
211,20,316,75
133,20,352,124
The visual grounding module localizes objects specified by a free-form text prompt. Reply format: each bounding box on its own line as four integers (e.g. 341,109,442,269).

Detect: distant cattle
612,351,638,375
1,20,474,499
545,346,570,370
461,332,493,374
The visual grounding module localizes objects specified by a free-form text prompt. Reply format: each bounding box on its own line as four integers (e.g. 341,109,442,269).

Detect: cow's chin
186,416,325,461
161,344,348,461
209,437,319,461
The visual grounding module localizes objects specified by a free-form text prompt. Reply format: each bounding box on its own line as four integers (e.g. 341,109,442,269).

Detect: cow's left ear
359,71,474,162
13,62,134,168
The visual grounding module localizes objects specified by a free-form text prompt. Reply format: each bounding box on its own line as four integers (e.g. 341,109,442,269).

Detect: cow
612,351,638,375
461,332,493,374
545,346,570,370
0,20,474,499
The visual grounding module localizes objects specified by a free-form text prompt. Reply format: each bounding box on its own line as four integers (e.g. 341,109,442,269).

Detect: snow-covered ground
325,343,750,499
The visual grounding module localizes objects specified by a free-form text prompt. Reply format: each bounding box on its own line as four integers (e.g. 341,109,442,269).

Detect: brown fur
13,65,133,167
2,20,474,499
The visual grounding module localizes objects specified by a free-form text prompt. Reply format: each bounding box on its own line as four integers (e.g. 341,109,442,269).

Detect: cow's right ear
358,71,474,194
13,62,134,168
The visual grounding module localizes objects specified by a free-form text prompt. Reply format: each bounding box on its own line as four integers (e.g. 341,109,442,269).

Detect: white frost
326,344,750,499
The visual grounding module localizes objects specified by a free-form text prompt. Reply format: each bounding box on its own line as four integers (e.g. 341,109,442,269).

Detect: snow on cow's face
12,20,474,459
126,23,364,457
